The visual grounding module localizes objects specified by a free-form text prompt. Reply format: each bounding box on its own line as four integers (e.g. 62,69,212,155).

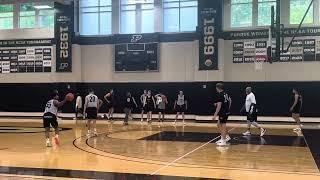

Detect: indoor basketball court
0,0,320,179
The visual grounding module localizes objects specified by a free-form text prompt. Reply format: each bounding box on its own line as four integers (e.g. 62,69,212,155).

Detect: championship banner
232,38,320,63
55,2,73,72
0,39,53,73
198,0,222,70
223,27,320,40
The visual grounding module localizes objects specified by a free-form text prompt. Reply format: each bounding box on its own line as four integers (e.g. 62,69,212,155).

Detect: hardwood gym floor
0,118,320,180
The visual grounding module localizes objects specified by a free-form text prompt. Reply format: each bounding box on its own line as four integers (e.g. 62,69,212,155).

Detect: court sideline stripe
150,127,236,175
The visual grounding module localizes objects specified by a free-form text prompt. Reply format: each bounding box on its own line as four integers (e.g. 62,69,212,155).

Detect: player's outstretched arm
83,99,88,115
133,97,138,108
152,97,156,108
290,94,298,111
53,97,67,108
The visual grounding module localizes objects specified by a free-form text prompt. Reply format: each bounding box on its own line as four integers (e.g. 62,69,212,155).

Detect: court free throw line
150,127,236,175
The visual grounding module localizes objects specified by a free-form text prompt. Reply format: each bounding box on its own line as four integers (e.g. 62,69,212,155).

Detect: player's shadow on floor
141,131,306,147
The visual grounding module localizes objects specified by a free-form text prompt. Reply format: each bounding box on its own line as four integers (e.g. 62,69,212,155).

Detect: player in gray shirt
155,92,168,123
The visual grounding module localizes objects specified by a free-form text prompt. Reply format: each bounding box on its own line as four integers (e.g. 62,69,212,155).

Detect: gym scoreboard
114,34,159,72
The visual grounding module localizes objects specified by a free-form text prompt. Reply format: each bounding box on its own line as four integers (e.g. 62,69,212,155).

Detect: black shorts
157,108,165,113
176,105,186,113
86,107,98,119
43,112,58,128
247,113,257,122
75,108,82,113
107,101,115,109
144,104,154,112
218,114,229,124
292,106,301,114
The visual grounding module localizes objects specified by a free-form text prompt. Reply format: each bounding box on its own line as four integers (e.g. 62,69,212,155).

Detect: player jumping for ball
43,90,69,147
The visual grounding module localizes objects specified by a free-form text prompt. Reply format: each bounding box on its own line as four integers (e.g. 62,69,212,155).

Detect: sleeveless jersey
106,93,114,102
126,96,136,108
293,94,302,110
176,95,185,106
146,95,153,106
85,94,98,108
44,99,58,115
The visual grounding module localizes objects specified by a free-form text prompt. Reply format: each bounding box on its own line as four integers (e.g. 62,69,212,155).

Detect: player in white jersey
84,89,99,137
43,90,67,147
174,91,188,125
242,87,266,137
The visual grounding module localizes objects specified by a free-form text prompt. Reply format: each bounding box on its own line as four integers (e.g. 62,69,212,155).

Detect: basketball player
123,92,138,125
104,89,115,120
242,87,266,137
74,93,82,120
174,91,188,125
140,90,147,121
290,88,303,132
143,90,156,123
84,89,99,137
155,92,168,123
43,90,67,147
212,83,232,146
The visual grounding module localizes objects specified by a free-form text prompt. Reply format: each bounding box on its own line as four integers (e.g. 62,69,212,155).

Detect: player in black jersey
212,83,232,146
143,90,156,123
290,88,303,132
104,89,115,120
123,92,137,125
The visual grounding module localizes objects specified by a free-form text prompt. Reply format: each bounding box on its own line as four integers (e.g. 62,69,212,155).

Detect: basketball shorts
86,107,98,119
144,104,154,112
157,108,165,113
292,106,301,114
247,112,257,122
218,114,229,124
176,105,186,112
43,112,58,129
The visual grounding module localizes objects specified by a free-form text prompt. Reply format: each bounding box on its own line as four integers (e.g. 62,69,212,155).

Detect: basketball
204,59,213,67
65,93,74,102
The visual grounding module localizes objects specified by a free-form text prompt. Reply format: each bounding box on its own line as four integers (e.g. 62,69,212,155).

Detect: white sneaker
215,139,222,144
242,131,251,136
141,119,144,122
173,121,176,125
87,130,91,137
260,128,266,137
216,135,231,144
46,139,52,147
216,141,228,146
226,135,231,142
293,127,301,132
93,129,98,136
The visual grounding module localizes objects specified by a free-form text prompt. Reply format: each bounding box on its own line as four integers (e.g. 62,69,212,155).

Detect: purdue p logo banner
198,0,222,70
55,2,73,72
